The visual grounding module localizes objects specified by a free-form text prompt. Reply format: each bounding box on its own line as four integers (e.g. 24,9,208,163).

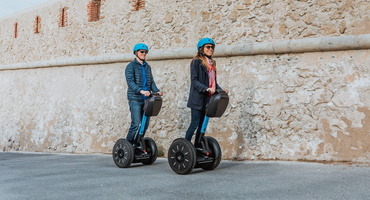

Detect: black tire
168,138,196,175
112,139,134,168
201,136,222,170
141,137,158,165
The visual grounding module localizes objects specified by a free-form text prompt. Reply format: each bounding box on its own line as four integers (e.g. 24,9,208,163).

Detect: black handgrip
149,92,160,97
216,89,226,94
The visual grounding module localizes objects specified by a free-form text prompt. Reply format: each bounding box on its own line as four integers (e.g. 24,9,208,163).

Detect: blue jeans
185,109,205,147
126,100,150,143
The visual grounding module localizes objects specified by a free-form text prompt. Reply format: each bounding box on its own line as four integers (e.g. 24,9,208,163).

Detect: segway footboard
198,136,222,170
140,137,158,165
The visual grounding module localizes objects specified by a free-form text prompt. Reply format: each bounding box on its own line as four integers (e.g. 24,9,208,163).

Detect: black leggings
185,109,205,147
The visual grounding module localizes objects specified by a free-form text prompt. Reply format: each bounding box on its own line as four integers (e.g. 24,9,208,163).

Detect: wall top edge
1,34,370,71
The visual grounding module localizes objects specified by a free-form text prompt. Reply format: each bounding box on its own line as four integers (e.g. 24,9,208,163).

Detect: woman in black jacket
185,38,227,147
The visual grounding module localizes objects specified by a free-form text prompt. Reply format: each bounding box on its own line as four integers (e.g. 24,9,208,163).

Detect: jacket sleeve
151,80,160,93
125,63,141,94
190,59,208,93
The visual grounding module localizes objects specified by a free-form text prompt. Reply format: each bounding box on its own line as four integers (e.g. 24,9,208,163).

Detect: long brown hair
194,48,217,72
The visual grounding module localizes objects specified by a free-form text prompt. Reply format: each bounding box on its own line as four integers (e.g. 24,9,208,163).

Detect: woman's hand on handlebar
206,88,216,94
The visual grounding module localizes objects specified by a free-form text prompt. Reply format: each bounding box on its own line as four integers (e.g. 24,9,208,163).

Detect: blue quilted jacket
125,58,160,101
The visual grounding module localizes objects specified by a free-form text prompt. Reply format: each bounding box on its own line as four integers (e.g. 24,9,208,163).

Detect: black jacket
125,58,160,101
187,59,221,110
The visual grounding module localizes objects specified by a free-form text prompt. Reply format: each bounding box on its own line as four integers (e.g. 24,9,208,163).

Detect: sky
0,0,50,19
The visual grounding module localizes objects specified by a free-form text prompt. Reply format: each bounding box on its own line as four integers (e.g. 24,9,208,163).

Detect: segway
113,93,162,168
168,90,229,174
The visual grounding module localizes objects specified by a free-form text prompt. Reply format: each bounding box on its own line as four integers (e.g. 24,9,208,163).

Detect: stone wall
1,0,369,163
1,0,369,64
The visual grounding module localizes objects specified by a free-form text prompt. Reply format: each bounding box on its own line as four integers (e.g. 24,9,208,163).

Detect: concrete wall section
216,50,370,162
1,49,369,162
1,64,128,153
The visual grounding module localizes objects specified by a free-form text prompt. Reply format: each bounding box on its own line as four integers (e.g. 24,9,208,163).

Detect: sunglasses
139,50,148,54
204,45,214,50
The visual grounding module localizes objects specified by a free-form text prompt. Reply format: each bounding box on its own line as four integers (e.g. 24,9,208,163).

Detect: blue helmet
197,38,215,50
133,43,149,54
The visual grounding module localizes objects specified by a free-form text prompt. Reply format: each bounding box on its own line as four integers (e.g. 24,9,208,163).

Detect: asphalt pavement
1,152,369,200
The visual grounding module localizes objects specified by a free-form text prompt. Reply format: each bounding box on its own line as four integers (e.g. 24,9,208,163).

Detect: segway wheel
201,136,222,170
112,139,134,168
141,137,158,165
168,138,196,175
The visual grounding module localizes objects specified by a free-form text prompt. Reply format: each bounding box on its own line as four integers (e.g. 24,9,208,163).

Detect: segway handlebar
149,92,160,96
215,89,227,94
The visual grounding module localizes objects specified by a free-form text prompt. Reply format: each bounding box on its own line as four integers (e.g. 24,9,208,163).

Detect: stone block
164,14,173,23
